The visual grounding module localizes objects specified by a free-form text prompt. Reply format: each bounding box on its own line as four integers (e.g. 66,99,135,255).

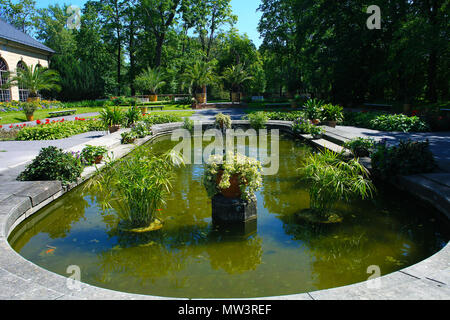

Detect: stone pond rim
0,120,448,299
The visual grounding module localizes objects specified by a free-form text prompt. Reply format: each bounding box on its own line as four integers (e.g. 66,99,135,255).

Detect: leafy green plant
183,117,194,131
121,131,138,144
222,64,253,92
203,152,263,201
80,145,108,165
86,148,184,230
343,138,376,157
143,114,183,126
131,122,151,138
123,106,142,127
304,99,325,120
181,60,217,94
245,111,269,130
369,114,429,132
21,102,39,117
215,113,232,129
371,139,436,179
99,106,124,127
292,117,314,134
321,104,344,122
17,146,83,185
299,149,375,217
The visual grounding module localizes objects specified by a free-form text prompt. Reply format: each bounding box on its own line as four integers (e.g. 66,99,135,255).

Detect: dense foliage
343,112,430,132
371,140,436,179
17,146,83,185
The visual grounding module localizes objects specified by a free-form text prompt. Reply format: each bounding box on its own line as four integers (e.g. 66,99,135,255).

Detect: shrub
17,146,83,185
245,111,269,130
264,111,306,121
343,137,376,157
143,114,183,126
16,119,106,141
299,149,375,216
369,114,429,132
80,145,108,165
371,139,436,179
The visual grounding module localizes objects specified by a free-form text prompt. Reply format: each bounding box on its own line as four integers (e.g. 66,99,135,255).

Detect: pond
8,133,449,298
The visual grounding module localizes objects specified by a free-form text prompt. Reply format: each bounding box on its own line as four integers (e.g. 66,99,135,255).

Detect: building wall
0,40,51,101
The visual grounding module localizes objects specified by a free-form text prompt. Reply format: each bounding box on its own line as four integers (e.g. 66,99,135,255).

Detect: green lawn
0,104,192,125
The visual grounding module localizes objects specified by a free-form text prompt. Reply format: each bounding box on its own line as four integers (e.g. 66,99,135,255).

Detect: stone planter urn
140,106,148,114
149,94,158,102
325,120,337,128
196,93,206,104
216,171,243,199
26,114,34,122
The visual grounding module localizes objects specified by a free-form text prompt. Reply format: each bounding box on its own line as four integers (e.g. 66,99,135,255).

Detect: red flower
9,125,13,128
45,119,50,123
36,119,41,125
0,125,2,128
411,110,419,116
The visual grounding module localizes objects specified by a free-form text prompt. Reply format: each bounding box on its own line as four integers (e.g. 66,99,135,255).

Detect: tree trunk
155,36,164,67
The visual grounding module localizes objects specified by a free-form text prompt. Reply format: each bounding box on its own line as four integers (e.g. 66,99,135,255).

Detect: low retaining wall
0,121,448,299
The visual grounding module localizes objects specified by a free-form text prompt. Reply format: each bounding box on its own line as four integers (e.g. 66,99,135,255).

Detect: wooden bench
48,109,77,117
148,105,164,111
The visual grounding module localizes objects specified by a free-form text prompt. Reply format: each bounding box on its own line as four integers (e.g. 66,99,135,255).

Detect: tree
0,0,37,33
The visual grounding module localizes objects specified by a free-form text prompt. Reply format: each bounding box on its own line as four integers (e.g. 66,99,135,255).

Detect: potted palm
203,152,262,201
1,65,60,101
99,106,124,133
134,67,166,111
222,64,253,104
182,61,217,106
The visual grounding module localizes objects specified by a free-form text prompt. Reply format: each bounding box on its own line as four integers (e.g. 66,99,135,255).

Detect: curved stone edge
0,120,448,300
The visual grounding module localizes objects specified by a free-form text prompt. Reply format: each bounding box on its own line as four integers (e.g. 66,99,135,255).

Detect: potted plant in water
1,64,61,102
321,104,344,128
181,60,217,105
80,145,108,165
134,67,166,105
100,106,124,133
22,101,39,121
215,113,232,130
203,152,262,201
222,64,253,104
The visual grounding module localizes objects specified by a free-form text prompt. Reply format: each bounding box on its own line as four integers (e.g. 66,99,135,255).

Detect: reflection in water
8,134,450,298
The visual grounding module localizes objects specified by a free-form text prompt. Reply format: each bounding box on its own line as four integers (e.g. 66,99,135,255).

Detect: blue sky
35,0,263,47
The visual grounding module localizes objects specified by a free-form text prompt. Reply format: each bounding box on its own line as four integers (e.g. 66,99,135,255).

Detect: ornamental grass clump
203,152,262,201
87,148,184,231
299,149,375,219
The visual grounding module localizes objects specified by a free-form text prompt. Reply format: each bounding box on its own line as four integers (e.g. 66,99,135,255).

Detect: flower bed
0,100,64,113
15,118,105,141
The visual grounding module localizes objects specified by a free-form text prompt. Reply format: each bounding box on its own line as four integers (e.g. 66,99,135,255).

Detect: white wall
0,40,50,101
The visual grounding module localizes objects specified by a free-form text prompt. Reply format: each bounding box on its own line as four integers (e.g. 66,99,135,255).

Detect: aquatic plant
299,149,375,217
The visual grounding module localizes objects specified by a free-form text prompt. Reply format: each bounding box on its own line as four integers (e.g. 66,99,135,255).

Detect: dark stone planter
108,125,120,133
212,194,257,224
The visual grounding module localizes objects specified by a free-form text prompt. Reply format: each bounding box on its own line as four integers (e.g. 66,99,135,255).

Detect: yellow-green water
8,134,449,298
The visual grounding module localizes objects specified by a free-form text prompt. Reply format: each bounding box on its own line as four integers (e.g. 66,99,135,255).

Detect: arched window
17,61,29,102
0,58,11,102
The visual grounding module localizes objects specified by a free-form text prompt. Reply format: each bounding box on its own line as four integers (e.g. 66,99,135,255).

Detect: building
0,18,55,102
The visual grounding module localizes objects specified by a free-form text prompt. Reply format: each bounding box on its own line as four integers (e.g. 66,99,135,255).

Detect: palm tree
181,61,217,104
223,64,253,103
134,67,166,100
2,64,60,100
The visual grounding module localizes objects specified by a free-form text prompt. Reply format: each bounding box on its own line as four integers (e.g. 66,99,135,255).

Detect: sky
35,0,263,47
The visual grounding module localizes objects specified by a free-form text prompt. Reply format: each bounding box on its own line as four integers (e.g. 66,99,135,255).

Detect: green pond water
8,133,449,298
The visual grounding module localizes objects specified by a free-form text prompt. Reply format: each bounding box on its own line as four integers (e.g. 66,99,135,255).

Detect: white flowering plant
203,152,263,201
